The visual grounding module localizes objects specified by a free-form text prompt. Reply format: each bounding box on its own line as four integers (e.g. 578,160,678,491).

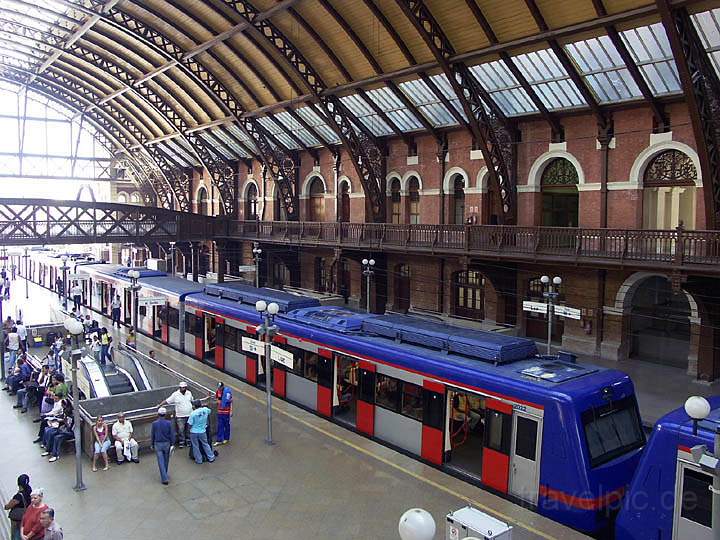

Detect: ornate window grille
541,158,579,186
644,150,697,186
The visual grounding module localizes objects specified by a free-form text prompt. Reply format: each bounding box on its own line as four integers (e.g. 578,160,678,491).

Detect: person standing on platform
10,263,16,281
39,509,62,540
70,282,82,312
158,381,193,448
99,328,110,366
19,489,47,540
110,295,121,328
5,326,20,376
188,399,214,464
54,277,63,300
125,329,136,349
15,320,27,352
4,315,14,333
214,382,233,446
4,474,31,540
3,276,10,300
151,407,175,485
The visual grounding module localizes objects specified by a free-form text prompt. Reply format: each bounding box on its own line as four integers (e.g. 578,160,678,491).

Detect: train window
422,389,444,430
681,468,713,528
401,383,423,421
303,352,319,382
358,369,375,403
582,396,645,468
317,356,333,388
167,307,179,329
485,410,511,455
515,416,538,461
139,306,147,317
223,326,238,352
376,375,401,412
185,313,202,337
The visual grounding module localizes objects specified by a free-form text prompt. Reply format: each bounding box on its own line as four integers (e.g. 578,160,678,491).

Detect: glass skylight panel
692,9,720,79
364,87,424,132
258,116,303,150
621,23,681,95
199,131,234,160
273,110,321,147
427,73,467,121
212,127,250,157
293,105,340,144
564,36,641,103
163,139,195,167
340,94,393,137
398,78,457,127
469,60,537,116
225,123,251,144
509,49,585,110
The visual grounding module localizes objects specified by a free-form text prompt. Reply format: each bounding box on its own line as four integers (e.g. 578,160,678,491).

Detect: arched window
643,150,697,230
390,179,401,224
339,181,350,223
541,158,578,227
274,189,286,221
245,183,258,220
308,177,325,221
453,270,484,319
452,175,465,225
394,264,411,312
117,193,127,204
197,187,209,216
130,192,141,204
408,177,420,224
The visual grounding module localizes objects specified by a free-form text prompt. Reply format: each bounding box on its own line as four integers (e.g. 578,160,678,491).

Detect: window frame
374,373,424,422
581,396,645,468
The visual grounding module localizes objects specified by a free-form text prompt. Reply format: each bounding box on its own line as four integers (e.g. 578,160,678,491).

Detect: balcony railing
221,221,720,271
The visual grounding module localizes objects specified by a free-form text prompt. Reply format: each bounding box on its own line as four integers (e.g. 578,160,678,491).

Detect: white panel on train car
377,363,423,386
509,412,542,505
673,456,713,540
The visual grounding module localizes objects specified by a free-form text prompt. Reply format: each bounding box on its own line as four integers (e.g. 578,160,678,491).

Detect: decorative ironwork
542,158,579,186
394,0,516,223
644,150,698,186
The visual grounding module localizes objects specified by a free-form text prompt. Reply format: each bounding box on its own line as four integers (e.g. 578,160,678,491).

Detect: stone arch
240,178,260,200
194,184,209,203
475,166,489,194
116,192,128,203
130,191,141,204
386,171,403,193
527,151,585,189
401,170,423,192
614,271,699,321
337,175,352,193
443,166,470,194
629,140,702,188
302,172,327,198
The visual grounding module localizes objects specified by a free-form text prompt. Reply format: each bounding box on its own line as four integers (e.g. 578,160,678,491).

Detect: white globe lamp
267,302,279,315
685,395,711,420
398,508,436,540
255,300,267,312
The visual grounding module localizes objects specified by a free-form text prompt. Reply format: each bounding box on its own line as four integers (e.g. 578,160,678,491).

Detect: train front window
582,396,645,467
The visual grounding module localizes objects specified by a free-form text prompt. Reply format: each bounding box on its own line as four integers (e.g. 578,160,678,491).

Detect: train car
615,397,720,540
184,289,644,533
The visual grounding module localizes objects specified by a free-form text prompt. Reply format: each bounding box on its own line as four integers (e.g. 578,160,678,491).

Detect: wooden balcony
220,221,720,275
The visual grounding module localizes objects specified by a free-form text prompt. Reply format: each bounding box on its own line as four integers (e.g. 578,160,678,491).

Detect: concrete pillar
190,242,199,282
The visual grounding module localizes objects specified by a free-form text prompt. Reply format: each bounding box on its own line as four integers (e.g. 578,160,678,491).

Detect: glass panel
375,374,401,412
273,110,321,147
514,416,538,461
693,9,720,79
398,78,458,127
510,49,586,109
401,382,423,420
365,87,424,131
295,106,341,144
582,396,645,467
340,94,394,136
621,23,681,95
681,469,713,527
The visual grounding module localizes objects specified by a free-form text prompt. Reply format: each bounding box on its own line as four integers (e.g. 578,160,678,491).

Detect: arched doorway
197,187,210,216
117,193,127,204
394,264,411,312
629,276,691,369
642,149,697,229
452,175,465,225
390,178,401,224
452,270,484,320
541,158,578,227
308,177,325,221
339,181,350,223
245,183,258,220
407,176,420,224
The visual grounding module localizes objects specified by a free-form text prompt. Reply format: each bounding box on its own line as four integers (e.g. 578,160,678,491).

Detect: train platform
0,278,587,540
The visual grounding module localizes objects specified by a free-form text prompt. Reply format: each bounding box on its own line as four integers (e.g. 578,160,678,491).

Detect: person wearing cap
214,382,233,446
20,489,47,540
112,412,139,464
151,407,175,485
188,400,215,464
158,381,193,448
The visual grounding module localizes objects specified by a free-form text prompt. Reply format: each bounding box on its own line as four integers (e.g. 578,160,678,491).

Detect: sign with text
241,337,294,369
138,296,166,307
555,305,582,320
67,274,88,281
522,301,547,314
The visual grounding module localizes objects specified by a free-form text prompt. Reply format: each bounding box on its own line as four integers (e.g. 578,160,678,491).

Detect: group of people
150,381,233,484
4,477,62,540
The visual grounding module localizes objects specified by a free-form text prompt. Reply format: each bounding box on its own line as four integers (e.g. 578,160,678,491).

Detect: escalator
102,365,136,395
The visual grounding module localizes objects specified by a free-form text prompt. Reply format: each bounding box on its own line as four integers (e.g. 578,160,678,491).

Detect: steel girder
65,1,301,220
395,0,517,224
659,3,720,229
219,0,387,222
0,198,217,246
0,66,159,202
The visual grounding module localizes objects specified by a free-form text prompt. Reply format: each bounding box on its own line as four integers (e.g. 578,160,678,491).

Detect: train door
152,305,163,338
509,411,541,504
673,460,713,539
334,355,359,427
445,389,486,479
123,287,132,324
203,314,216,362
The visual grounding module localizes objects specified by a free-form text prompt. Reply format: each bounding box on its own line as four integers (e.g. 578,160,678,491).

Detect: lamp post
252,244,262,288
169,241,176,276
60,254,69,310
0,295,4,382
362,258,375,313
128,269,141,335
23,247,28,299
540,275,562,355
685,396,720,540
398,508,436,540
64,317,86,492
255,300,279,444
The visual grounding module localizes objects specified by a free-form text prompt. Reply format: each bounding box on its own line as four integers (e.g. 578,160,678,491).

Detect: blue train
54,263,645,534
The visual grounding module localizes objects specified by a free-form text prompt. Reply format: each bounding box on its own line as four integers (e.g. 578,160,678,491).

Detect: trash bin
446,506,512,540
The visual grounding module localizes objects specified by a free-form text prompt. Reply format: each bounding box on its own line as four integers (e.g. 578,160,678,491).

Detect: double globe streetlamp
540,275,562,355
362,258,375,313
256,300,279,444
63,316,86,492
252,244,262,288
128,269,141,335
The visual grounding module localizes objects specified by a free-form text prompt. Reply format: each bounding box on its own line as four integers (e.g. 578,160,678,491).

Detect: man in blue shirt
151,407,175,484
8,357,33,394
187,400,214,464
